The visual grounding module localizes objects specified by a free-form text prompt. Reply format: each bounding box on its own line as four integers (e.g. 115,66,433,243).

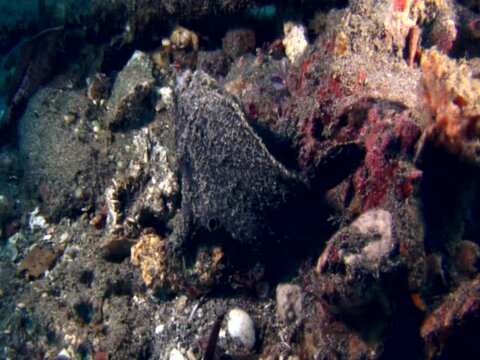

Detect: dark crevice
106,278,134,297
74,302,94,324
137,209,169,238
79,270,95,287
249,120,300,171
419,142,479,254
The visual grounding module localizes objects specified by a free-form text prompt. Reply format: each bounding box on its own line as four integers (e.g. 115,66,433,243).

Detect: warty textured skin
174,71,308,249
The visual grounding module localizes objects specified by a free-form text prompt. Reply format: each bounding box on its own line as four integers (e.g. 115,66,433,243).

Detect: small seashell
227,308,256,351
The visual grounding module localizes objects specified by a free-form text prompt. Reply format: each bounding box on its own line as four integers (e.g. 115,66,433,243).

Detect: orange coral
393,0,409,12
420,49,480,163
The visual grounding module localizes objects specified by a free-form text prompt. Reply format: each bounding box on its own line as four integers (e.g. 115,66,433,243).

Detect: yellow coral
131,233,225,293
131,233,168,286
283,22,308,64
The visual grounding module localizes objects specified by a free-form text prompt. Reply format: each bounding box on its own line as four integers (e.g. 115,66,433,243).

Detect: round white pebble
155,323,165,334
169,348,185,360
227,308,256,351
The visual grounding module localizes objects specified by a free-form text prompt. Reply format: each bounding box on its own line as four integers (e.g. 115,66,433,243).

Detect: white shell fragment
29,207,48,231
227,308,256,351
169,348,186,360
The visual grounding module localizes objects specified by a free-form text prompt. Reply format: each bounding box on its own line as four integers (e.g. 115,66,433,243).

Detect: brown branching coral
420,49,480,164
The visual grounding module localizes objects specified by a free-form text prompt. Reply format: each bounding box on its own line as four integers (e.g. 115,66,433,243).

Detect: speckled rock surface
107,51,156,129
174,70,307,250
18,87,114,221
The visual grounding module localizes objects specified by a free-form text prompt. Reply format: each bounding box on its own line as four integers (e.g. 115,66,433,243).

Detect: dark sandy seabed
1,0,480,359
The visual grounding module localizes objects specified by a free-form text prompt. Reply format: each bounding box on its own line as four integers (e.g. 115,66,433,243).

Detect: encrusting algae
420,48,480,164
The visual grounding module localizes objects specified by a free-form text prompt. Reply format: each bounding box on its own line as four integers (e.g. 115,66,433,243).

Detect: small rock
175,295,188,311
93,352,109,360
155,86,174,111
222,28,256,60
317,209,395,274
276,283,303,323
197,50,231,78
155,324,165,334
227,308,256,351
0,233,19,261
455,240,480,275
315,209,399,315
63,113,76,125
345,209,394,267
106,51,155,128
186,348,197,360
18,246,61,279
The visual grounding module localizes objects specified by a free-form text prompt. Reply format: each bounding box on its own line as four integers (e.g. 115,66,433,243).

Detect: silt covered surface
1,0,480,359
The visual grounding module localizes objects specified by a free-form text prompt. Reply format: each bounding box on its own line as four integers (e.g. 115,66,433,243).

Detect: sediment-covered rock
174,70,308,250
107,51,156,129
18,87,113,220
